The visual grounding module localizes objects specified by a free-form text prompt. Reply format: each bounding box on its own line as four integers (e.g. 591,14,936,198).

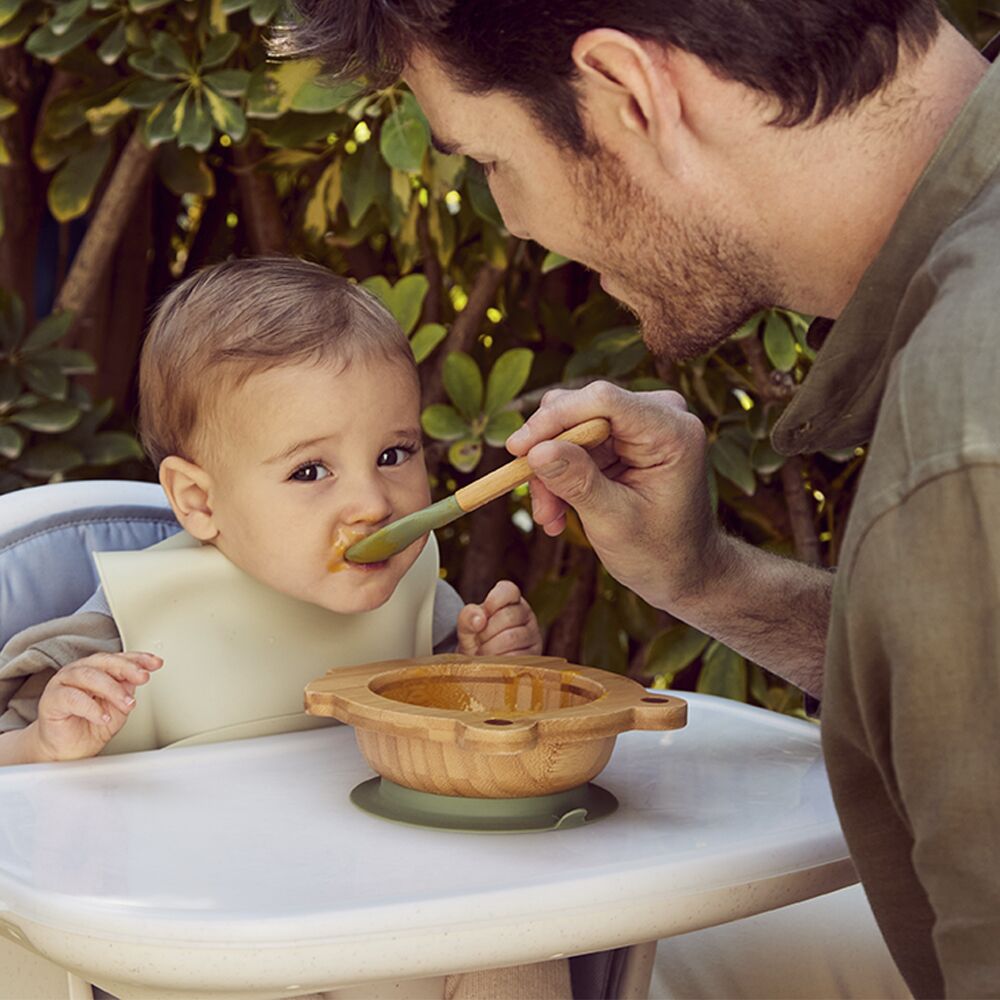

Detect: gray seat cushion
0,481,179,647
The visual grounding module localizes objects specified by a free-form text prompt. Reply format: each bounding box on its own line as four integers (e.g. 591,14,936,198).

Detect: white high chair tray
0,693,855,999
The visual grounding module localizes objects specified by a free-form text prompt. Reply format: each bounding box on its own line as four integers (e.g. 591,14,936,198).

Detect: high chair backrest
0,480,179,648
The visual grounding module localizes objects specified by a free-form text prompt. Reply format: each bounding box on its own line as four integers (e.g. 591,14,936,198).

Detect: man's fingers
528,478,568,534
526,440,613,518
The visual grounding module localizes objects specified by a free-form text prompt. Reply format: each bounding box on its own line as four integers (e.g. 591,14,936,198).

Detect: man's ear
571,29,681,164
159,456,219,542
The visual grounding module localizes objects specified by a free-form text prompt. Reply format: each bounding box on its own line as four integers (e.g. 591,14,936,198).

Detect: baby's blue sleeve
432,579,465,653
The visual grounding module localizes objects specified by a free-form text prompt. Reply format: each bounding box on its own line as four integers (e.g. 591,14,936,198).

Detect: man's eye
290,463,330,482
377,446,413,468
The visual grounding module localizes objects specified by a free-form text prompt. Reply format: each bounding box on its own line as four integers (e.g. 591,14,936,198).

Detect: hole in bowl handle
629,695,687,731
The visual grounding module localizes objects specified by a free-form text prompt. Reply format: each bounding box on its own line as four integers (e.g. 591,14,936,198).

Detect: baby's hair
138,256,415,468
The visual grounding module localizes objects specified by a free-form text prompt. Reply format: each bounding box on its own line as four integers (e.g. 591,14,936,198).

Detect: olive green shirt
772,46,1000,1000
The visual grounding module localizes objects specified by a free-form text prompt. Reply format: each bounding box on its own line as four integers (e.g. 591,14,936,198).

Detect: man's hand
456,581,542,657
506,380,723,613
29,652,163,762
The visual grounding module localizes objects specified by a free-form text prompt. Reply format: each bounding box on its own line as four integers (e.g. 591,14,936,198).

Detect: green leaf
483,409,524,447
0,424,24,460
20,360,68,400
697,641,748,701
122,78,180,109
763,311,797,372
340,140,379,227
150,31,192,74
527,574,576,630
447,437,482,474
465,163,504,228
0,5,34,46
85,97,132,136
645,626,710,685
83,431,143,465
0,0,24,30
751,439,786,475
379,93,430,173
26,17,101,61
33,348,95,374
410,322,447,364
249,0,281,25
709,435,756,496
128,0,172,11
48,137,112,222
0,367,20,406
156,142,215,197
730,310,764,341
442,351,483,420
10,401,81,433
290,78,362,114
21,311,73,352
204,86,247,142
146,89,186,144
420,403,469,441
541,251,569,274
97,18,126,64
17,440,85,477
0,95,14,120
178,90,214,152
0,290,25,351
581,598,628,674
384,273,428,335
245,59,322,120
128,49,184,81
484,347,532,416
200,31,239,69
203,69,250,98
49,0,88,37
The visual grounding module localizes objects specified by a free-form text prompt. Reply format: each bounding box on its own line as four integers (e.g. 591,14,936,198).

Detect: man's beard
574,146,779,361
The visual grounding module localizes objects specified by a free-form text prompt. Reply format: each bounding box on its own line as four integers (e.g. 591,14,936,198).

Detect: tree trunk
230,136,288,254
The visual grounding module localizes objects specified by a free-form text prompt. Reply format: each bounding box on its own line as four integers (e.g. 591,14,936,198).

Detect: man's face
405,49,776,360
198,356,431,614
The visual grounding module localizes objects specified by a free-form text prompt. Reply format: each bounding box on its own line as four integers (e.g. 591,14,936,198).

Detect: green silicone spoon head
344,495,463,563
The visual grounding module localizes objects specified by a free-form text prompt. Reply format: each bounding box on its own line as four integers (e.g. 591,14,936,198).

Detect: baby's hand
457,581,543,657
31,652,162,762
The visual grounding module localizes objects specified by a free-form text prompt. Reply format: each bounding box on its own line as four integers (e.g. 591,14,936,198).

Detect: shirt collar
772,41,1000,456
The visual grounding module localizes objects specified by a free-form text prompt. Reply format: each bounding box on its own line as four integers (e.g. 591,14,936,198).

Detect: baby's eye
377,446,414,468
290,462,330,482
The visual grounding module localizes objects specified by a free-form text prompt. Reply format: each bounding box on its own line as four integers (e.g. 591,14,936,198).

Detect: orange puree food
327,526,369,572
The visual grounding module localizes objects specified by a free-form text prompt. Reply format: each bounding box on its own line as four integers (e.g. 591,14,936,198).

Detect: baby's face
200,355,431,614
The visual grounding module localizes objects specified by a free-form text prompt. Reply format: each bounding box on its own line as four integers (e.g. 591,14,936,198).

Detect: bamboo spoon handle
453,417,611,513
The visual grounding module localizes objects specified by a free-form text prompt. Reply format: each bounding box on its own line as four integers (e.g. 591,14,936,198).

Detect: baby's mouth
327,526,386,573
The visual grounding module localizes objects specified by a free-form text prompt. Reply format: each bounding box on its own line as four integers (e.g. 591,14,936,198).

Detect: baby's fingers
55,662,137,715
46,682,115,727
456,603,486,654
481,580,522,615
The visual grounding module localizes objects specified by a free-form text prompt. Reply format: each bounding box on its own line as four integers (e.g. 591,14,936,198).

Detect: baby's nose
340,477,394,525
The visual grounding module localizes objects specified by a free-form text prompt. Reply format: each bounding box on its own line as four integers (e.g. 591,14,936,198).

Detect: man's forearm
670,535,832,698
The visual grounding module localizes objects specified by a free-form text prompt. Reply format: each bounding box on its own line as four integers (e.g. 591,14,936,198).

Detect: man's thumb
527,441,608,513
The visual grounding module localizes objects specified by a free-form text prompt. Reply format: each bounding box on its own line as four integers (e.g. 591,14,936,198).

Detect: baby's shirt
0,579,465,734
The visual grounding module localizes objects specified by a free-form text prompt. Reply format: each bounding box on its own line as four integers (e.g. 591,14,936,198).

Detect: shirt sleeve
0,610,122,732
842,465,1000,997
432,578,465,654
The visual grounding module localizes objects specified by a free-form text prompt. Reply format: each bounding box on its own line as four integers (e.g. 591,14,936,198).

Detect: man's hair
276,0,940,150
138,256,414,468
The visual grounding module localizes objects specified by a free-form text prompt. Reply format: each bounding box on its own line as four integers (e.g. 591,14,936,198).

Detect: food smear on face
328,525,371,572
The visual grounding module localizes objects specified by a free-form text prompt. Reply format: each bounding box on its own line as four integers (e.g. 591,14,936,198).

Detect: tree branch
230,135,288,255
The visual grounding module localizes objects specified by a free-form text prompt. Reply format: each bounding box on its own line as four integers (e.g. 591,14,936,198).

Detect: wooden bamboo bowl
304,654,687,798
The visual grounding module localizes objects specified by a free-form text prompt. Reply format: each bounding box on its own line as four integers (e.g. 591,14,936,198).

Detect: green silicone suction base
350,777,618,833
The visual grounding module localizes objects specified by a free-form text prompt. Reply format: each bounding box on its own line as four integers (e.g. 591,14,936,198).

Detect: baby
0,257,542,765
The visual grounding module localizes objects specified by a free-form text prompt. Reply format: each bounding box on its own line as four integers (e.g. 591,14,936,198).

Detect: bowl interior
369,663,606,719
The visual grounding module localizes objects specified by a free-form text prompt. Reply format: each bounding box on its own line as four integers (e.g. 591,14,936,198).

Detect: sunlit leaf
541,251,569,274
763,311,797,372
483,409,523,447
128,0,172,11
245,59,321,119
442,351,483,420
0,0,24,30
290,78,361,114
0,424,24,460
85,97,132,135
178,90,214,152
420,403,469,442
383,273,428,335
484,347,532,416
48,137,112,222
410,322,447,364
0,6,33,46
204,86,247,142
146,89,186,144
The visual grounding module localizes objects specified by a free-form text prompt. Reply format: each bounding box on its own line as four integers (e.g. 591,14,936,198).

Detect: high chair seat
0,480,179,647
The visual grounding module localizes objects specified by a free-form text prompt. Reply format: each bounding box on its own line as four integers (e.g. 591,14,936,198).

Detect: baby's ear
159,456,218,542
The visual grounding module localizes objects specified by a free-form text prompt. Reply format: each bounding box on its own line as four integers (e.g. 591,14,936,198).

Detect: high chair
0,479,179,1000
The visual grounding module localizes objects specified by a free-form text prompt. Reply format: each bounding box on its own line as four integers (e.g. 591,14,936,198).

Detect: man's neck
759,20,988,318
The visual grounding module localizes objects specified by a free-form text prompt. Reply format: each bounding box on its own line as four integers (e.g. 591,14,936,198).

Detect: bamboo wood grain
454,417,610,513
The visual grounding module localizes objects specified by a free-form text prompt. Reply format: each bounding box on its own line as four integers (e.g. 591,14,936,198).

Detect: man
280,3,999,996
